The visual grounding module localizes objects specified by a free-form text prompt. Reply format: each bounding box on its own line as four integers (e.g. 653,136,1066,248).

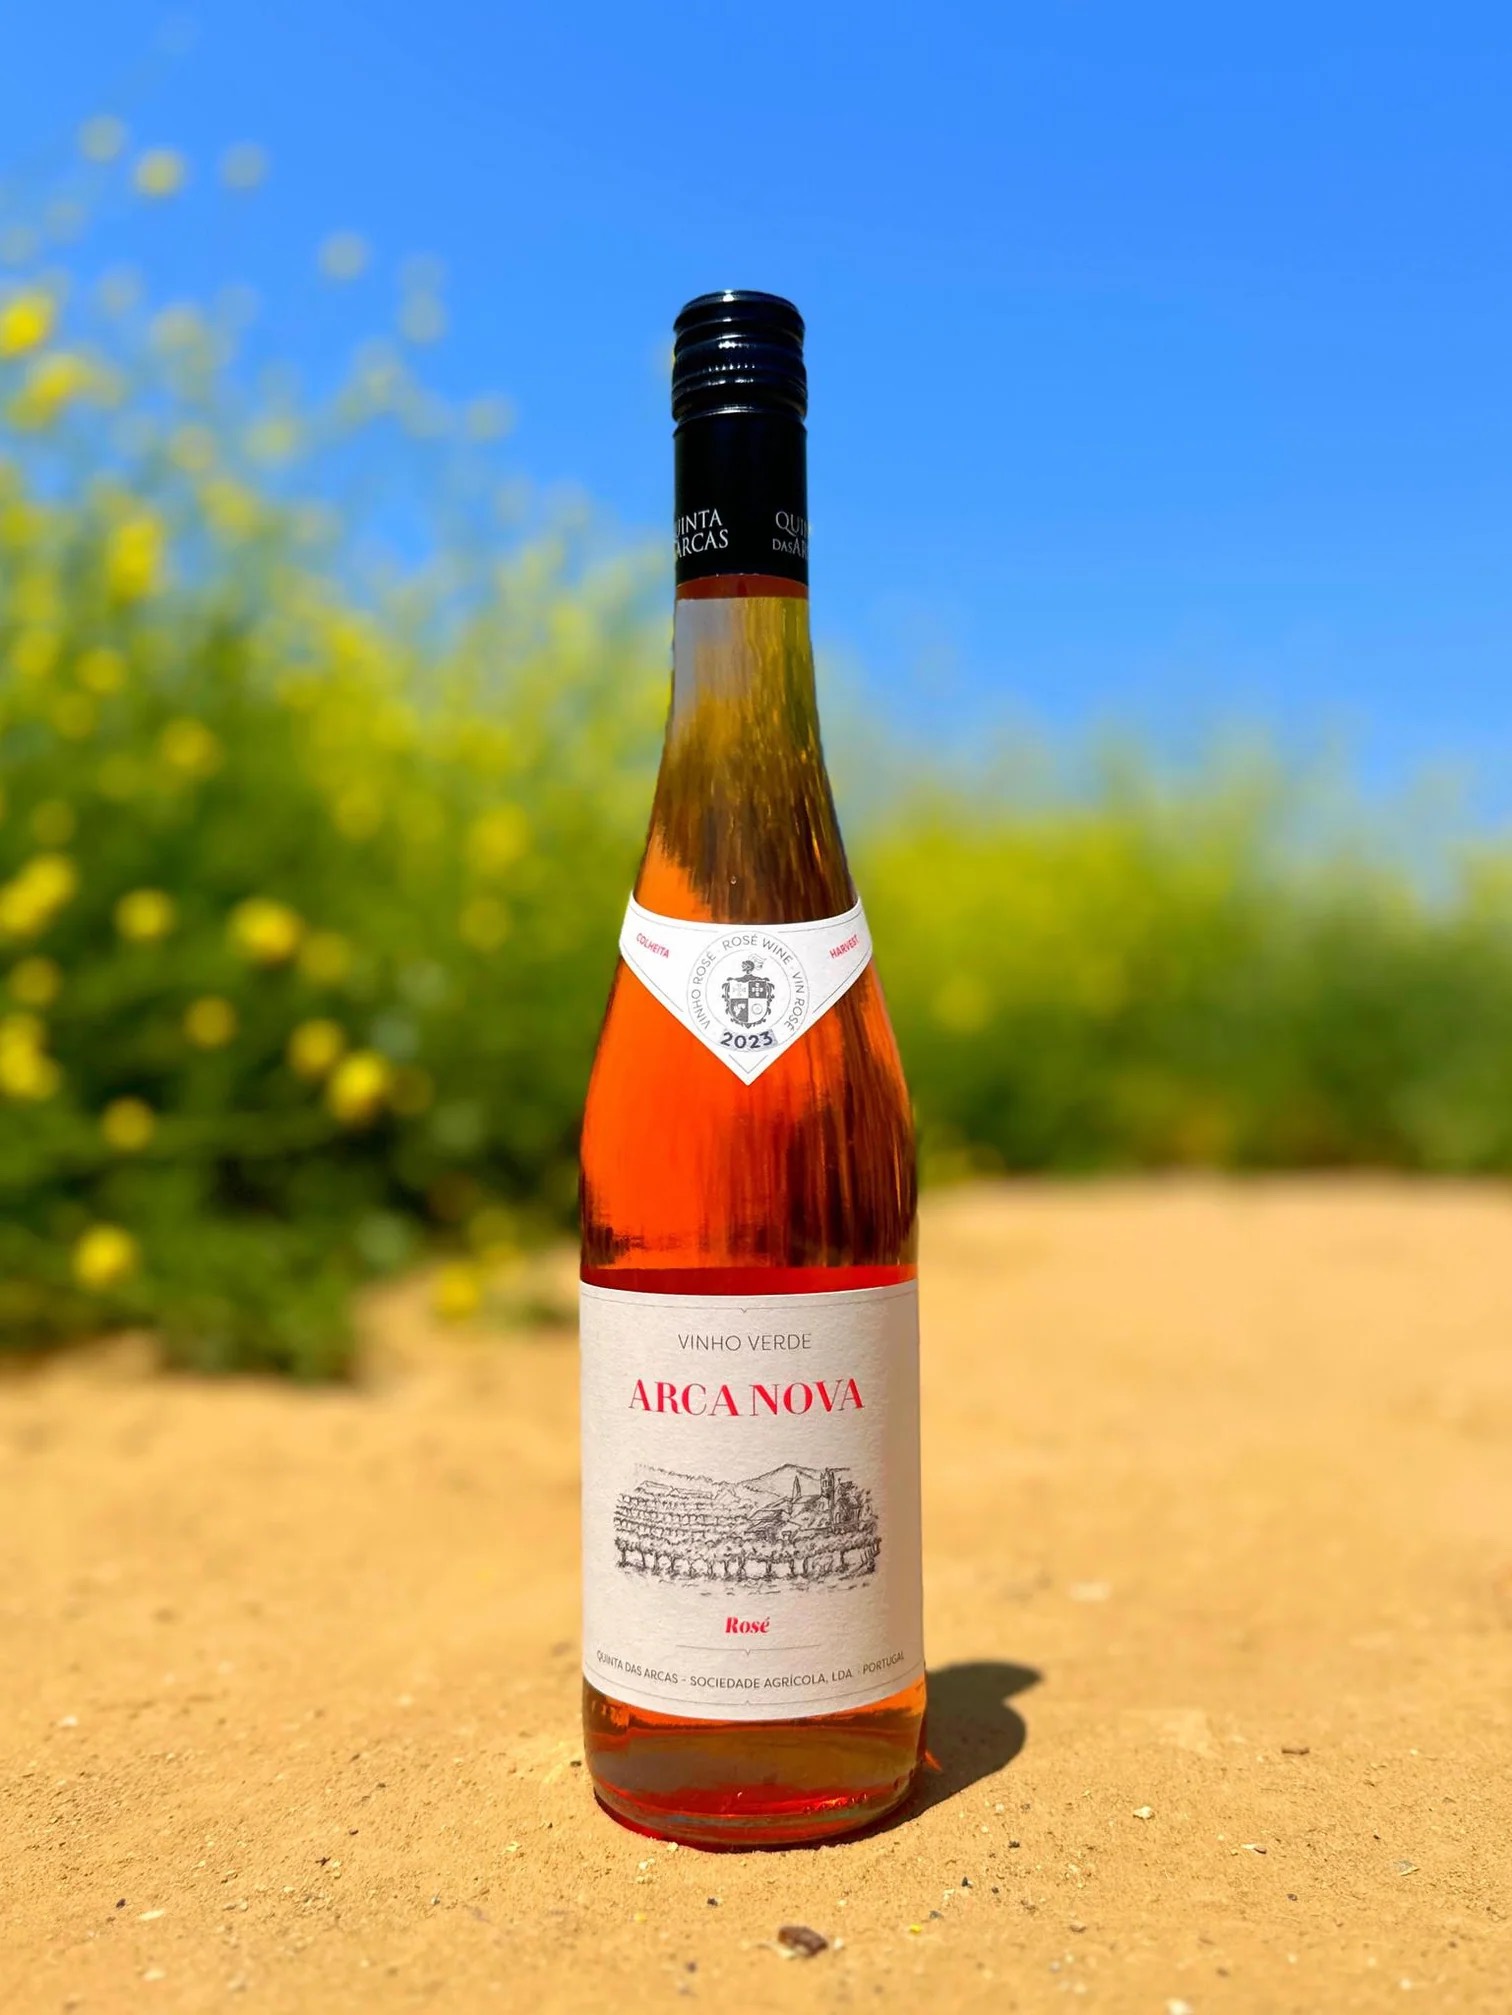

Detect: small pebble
1281,1744,1310,1756
1069,1918,1086,1933
1133,1805,1154,1821
706,1896,720,1907
1395,1860,1418,1876
138,1908,165,1921
58,1715,79,1729
1241,1843,1267,1855
777,1924,828,1958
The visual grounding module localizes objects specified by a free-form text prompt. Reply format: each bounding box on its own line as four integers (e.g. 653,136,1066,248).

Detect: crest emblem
720,957,777,1029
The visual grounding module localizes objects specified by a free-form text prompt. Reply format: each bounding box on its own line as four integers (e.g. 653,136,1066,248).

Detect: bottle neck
673,409,809,591
634,415,851,925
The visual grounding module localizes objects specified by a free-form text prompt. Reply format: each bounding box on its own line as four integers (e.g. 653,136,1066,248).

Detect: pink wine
579,291,924,1846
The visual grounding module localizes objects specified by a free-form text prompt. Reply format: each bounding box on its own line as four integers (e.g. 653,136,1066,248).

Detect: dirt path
4,1182,1510,2013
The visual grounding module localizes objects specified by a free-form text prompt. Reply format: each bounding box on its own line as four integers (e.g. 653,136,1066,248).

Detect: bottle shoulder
581,963,916,1274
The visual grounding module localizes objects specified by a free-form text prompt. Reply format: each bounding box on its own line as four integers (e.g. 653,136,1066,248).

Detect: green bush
0,455,664,1366
866,776,1512,1178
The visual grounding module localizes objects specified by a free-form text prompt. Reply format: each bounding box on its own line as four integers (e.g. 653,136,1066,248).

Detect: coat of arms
720,957,777,1029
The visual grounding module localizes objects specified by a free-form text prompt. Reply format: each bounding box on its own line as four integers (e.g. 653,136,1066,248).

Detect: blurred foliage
865,771,1512,1182
4,124,1512,1371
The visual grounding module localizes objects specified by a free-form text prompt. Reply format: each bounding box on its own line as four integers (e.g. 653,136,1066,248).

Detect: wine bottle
579,291,924,1846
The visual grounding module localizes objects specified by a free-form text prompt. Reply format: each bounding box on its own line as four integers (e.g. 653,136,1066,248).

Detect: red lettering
629,1379,650,1411
710,1384,740,1416
842,1377,863,1409
655,1381,680,1414
752,1383,780,1415
829,933,859,958
783,1382,813,1414
680,1383,707,1415
724,1617,771,1634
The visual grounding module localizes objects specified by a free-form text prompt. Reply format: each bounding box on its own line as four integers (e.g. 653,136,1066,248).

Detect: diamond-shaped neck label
618,897,873,1082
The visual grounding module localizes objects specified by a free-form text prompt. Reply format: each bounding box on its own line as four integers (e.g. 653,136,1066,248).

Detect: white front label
580,1282,924,1721
618,897,873,1082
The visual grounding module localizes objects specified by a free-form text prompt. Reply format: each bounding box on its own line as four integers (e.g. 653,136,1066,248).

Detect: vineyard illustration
613,1463,880,1583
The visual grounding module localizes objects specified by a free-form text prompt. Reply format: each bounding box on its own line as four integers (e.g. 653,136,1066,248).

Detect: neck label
674,410,809,586
619,897,873,1082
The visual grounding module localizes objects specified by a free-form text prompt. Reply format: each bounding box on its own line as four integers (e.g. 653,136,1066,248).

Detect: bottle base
583,1674,927,1848
590,1768,919,1849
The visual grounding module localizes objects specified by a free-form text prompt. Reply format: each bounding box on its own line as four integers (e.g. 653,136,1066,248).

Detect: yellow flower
463,395,513,442
168,423,216,474
183,996,238,1049
297,931,354,986
7,956,61,1007
0,854,78,939
150,305,206,355
79,115,128,164
399,293,447,346
432,1263,484,1322
104,513,165,601
11,628,61,680
0,498,38,547
159,717,223,779
72,1224,140,1292
318,231,370,283
115,887,176,943
220,142,269,192
200,477,259,540
0,1012,61,1100
101,1097,156,1152
245,414,301,465
30,800,75,847
134,148,188,199
0,292,56,359
459,895,510,952
466,804,530,878
9,353,100,430
287,1018,347,1080
76,646,127,695
229,896,304,966
326,1049,392,1126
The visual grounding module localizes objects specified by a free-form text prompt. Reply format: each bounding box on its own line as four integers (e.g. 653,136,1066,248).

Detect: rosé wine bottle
578,291,924,1846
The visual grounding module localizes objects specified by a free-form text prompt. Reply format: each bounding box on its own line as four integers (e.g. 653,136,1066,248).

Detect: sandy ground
3,1181,1511,2015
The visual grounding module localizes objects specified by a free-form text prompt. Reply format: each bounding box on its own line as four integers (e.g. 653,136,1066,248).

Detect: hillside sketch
613,1462,880,1583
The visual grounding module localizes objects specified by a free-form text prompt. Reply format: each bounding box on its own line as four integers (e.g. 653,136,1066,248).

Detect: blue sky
3,3,1510,805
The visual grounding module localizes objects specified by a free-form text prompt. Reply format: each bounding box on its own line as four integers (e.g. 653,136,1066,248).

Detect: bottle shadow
908,1658,1042,1817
